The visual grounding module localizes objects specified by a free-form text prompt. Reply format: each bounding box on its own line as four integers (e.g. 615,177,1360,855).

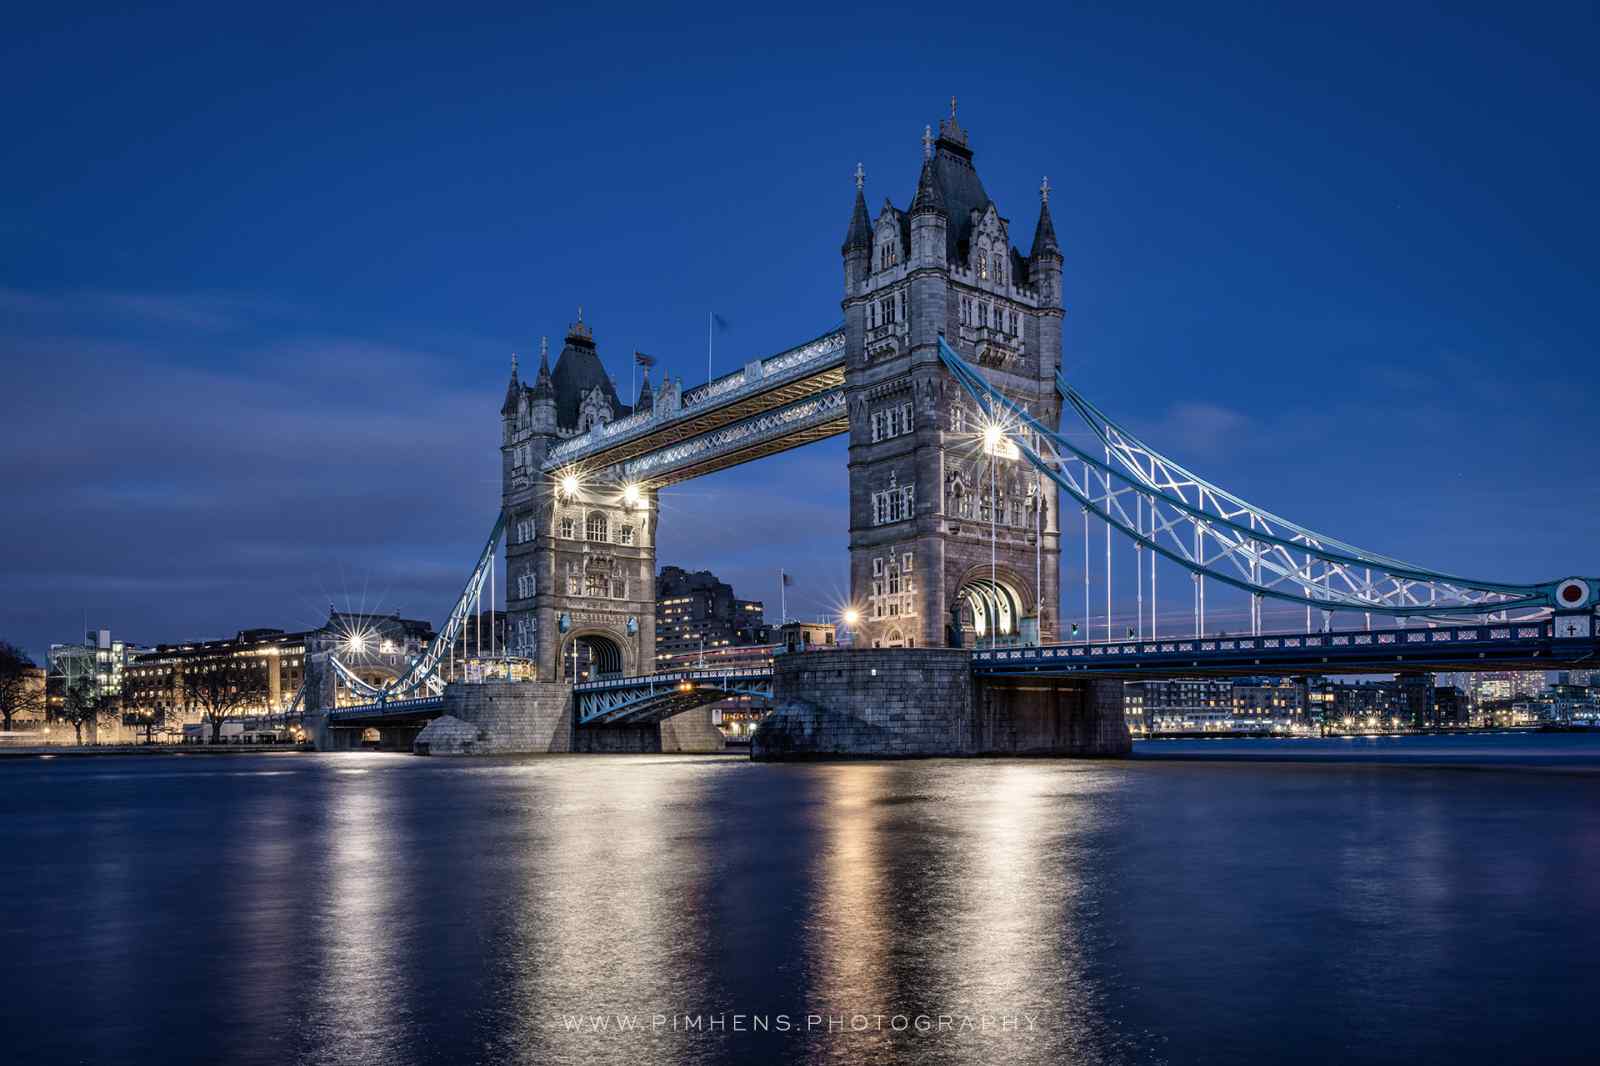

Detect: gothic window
559,515,575,540
611,578,627,599
516,571,536,599
951,405,965,433
585,572,607,598
887,567,901,595
902,552,913,573
993,255,1004,285
871,484,915,525
871,401,914,443
586,512,608,542
979,255,989,280
872,557,883,576
619,524,635,546
566,570,580,596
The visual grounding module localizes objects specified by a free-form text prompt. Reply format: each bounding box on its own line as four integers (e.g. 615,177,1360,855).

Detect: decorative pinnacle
854,162,864,191
1041,176,1050,204
950,95,957,120
922,124,933,160
540,335,548,361
577,305,583,323
511,350,518,376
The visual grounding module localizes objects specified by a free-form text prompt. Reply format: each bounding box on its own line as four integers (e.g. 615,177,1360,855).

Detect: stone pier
751,648,1129,759
409,681,726,755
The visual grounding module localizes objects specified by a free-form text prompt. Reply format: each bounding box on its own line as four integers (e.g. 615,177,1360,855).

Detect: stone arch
953,564,1034,646
560,629,626,682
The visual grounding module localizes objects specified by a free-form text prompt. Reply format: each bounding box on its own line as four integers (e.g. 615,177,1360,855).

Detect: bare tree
183,662,270,744
0,642,45,733
57,677,117,745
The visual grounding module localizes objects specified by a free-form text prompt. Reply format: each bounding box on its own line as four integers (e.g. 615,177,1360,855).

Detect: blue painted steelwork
328,512,506,703
573,667,773,726
972,620,1598,678
543,328,846,473
327,694,446,723
936,336,1586,622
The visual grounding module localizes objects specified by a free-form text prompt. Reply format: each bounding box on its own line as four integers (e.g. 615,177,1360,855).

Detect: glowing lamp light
983,423,1005,450
622,482,643,508
842,608,861,627
344,633,368,656
560,473,580,498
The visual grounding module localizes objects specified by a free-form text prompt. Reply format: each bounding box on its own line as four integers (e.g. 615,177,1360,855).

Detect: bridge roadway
323,618,1597,729
972,618,1598,678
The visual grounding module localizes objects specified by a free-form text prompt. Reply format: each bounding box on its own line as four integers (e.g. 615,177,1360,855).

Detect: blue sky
2,3,1596,657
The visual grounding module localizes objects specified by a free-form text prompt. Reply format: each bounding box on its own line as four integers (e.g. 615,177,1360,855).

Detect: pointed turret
532,335,554,395
911,125,944,216
500,350,521,416
1030,176,1061,261
528,336,558,435
636,365,654,413
841,162,871,254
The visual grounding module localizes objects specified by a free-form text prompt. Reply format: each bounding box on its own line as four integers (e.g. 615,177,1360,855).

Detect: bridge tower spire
842,105,1063,650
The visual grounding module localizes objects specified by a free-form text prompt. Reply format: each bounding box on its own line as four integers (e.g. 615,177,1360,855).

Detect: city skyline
4,5,1597,655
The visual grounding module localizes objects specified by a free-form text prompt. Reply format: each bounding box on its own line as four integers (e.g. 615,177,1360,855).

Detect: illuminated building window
586,512,608,542
619,525,635,546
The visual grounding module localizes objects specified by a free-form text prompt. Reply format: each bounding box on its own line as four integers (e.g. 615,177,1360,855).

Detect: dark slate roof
930,125,991,263
842,187,871,254
550,322,629,430
1031,196,1061,260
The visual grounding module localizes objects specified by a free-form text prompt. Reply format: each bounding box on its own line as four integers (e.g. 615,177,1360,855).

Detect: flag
634,351,656,367
711,312,731,332
781,571,794,587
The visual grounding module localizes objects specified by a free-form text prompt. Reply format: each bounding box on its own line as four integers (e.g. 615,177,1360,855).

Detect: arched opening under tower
561,632,625,682
956,575,1026,646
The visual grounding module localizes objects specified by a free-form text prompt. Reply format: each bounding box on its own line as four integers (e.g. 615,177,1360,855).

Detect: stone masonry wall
436,680,573,754
753,648,1130,759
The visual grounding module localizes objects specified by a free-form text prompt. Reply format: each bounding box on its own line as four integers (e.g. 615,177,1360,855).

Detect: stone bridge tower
501,317,658,682
843,104,1064,649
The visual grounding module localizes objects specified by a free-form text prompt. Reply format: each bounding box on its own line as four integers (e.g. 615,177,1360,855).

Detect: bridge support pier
752,649,1129,760
574,707,726,753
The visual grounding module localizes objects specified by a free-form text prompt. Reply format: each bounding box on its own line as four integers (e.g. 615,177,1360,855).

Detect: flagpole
779,569,787,625
707,311,713,384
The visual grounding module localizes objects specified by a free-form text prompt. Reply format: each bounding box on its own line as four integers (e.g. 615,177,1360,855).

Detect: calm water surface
4,734,1598,1065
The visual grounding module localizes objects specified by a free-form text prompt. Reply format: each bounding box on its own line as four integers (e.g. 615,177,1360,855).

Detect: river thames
4,734,1597,1065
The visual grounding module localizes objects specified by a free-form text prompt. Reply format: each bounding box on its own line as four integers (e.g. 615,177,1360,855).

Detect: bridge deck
974,620,1596,678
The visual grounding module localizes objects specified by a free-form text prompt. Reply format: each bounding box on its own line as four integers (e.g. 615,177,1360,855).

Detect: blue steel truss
937,337,1580,624
573,668,773,726
542,328,846,477
327,513,506,703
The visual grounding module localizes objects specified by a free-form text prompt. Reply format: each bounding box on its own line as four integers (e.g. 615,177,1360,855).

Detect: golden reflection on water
802,762,1114,1065
506,756,717,1064
307,763,402,1066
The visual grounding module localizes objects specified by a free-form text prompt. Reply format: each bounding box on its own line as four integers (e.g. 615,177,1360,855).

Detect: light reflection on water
2,737,1598,1065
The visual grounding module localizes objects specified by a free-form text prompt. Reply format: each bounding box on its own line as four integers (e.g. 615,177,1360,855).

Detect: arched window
586,512,608,542
993,255,1004,284
559,515,575,540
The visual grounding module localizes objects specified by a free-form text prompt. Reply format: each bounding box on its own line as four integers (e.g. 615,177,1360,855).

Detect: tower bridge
302,103,1599,757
